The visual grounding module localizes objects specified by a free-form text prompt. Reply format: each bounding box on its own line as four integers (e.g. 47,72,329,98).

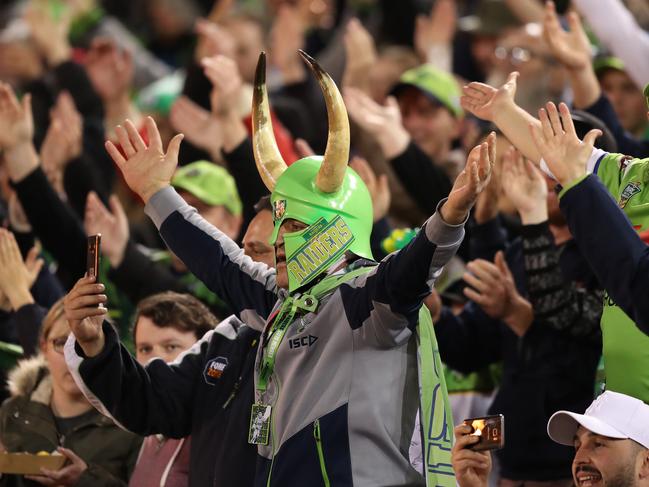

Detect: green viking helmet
252,51,373,292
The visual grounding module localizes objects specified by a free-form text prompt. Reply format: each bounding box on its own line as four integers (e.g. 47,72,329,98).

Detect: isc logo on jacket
288,335,318,350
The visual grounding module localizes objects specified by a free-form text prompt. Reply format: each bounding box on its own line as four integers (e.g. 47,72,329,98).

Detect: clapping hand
441,132,496,225
0,229,42,311
501,146,548,224
84,192,129,268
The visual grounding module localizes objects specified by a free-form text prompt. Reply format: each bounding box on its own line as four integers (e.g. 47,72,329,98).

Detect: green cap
644,83,649,109
593,56,626,76
392,64,464,118
172,161,242,216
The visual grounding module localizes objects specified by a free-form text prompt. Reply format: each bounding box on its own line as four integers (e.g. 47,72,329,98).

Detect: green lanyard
256,265,375,393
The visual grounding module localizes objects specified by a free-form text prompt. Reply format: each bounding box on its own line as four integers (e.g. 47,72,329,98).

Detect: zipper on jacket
222,376,241,409
313,419,330,487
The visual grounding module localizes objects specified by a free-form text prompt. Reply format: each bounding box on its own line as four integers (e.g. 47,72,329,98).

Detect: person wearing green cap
74,50,496,486
171,160,243,241
345,64,463,220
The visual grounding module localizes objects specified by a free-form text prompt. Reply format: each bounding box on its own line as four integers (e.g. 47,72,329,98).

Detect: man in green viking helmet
92,49,496,486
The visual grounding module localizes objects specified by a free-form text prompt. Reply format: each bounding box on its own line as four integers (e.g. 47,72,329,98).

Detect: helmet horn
298,50,350,193
251,52,288,191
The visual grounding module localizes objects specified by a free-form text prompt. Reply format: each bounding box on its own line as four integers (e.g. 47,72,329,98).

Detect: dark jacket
560,174,649,333
434,218,602,481
0,356,142,486
65,317,259,487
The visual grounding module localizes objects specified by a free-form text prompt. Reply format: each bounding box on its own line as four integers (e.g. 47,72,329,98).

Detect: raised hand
105,117,184,203
543,1,591,71
170,95,223,158
529,102,601,186
414,0,457,62
41,92,83,186
451,424,491,487
501,146,548,224
342,18,377,91
473,134,504,224
344,87,409,158
269,5,306,83
194,18,236,62
23,1,72,67
84,192,129,268
441,132,496,225
63,276,108,357
0,229,42,311
349,156,391,222
0,83,33,151
461,72,519,123
201,55,243,118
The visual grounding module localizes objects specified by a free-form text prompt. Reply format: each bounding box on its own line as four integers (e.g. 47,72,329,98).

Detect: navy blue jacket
560,175,649,334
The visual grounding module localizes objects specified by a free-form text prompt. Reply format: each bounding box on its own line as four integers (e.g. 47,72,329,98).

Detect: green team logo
273,199,287,221
286,216,354,288
619,182,641,209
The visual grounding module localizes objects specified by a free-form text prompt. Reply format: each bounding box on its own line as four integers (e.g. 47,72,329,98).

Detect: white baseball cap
548,391,649,449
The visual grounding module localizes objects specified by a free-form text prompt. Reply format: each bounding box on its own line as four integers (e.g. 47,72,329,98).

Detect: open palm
461,72,518,122
501,147,547,215
105,117,184,203
0,84,33,150
543,1,591,70
529,102,601,185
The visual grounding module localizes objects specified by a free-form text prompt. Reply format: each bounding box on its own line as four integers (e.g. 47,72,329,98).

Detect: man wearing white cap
547,391,649,486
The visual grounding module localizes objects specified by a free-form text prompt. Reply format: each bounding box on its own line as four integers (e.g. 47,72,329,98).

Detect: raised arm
461,73,543,164
501,147,603,342
105,118,278,328
348,135,496,342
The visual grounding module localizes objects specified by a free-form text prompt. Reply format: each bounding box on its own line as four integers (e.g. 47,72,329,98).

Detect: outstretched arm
349,135,496,343
461,73,543,163
528,100,649,333
105,117,278,328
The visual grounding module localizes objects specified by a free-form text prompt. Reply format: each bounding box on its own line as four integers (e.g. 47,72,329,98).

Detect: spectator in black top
434,146,602,484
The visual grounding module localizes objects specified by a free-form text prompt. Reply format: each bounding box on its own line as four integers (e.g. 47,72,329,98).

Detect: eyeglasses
494,46,534,65
49,336,68,354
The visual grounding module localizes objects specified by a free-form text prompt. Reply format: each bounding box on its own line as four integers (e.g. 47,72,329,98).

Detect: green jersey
591,150,649,401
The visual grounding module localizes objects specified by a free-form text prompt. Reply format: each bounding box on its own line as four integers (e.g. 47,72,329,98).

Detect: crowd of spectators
0,0,648,485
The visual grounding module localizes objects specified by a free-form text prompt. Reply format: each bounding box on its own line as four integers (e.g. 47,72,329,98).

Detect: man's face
274,218,308,289
572,426,644,487
243,210,275,268
397,88,459,160
600,70,648,137
134,316,198,364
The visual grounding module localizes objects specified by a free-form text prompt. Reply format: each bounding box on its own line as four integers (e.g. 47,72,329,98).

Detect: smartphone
463,414,505,451
86,234,101,279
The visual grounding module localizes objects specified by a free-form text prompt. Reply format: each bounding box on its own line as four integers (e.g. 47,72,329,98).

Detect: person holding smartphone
65,52,494,487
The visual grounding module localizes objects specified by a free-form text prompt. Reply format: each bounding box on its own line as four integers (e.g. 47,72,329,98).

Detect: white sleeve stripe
64,334,132,433
177,204,278,294
539,148,608,181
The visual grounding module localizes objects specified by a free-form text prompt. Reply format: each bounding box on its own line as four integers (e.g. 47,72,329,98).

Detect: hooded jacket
0,356,142,487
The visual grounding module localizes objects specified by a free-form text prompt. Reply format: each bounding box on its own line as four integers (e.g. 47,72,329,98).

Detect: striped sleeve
145,186,278,330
